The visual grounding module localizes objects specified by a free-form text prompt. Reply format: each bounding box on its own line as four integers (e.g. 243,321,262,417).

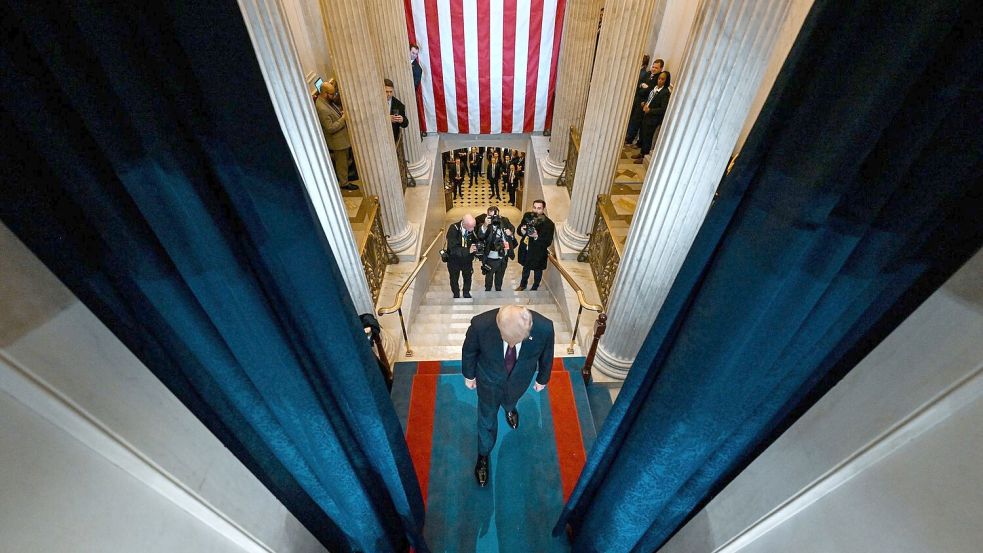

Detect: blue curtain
0,2,427,551
557,0,983,551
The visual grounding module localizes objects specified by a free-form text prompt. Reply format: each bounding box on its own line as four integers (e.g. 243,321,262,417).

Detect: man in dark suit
467,146,482,187
445,214,478,298
384,79,408,143
463,305,554,486
504,162,520,206
449,156,466,199
626,59,664,145
516,199,555,291
486,151,504,200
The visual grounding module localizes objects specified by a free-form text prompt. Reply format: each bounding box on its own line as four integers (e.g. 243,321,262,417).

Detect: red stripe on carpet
522,0,545,132
424,0,448,132
547,367,586,502
406,372,438,506
417,360,443,374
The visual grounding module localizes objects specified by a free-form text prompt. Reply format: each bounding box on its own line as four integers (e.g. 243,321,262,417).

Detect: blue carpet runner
394,358,596,552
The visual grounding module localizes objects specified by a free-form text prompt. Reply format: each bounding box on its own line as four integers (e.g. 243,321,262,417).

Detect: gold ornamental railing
578,193,632,306
556,126,580,196
355,196,398,305
546,251,606,384
377,230,444,357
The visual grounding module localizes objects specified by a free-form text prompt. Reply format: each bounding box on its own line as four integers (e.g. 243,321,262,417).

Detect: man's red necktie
505,345,517,376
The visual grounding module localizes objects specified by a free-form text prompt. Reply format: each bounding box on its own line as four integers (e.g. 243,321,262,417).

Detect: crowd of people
443,147,527,205
443,200,555,298
625,55,672,163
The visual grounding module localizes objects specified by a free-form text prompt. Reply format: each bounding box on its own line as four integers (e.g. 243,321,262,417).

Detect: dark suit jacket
641,87,671,128
389,96,409,141
445,221,477,270
486,160,504,183
462,308,554,406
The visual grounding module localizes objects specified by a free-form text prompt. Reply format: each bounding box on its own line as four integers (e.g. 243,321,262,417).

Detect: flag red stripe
544,0,567,130
547,363,587,502
478,0,492,133
449,0,470,132
500,0,518,133
423,0,448,132
522,0,545,132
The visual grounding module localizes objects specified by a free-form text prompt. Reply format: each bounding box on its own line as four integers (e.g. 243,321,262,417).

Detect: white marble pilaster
236,0,375,314
543,0,605,177
366,0,432,180
594,0,792,379
555,0,661,253
319,0,417,253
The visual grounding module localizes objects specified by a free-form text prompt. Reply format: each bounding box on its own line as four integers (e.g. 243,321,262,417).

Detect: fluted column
237,0,375,313
367,0,431,178
320,0,416,253
555,0,660,252
594,0,792,378
543,0,604,177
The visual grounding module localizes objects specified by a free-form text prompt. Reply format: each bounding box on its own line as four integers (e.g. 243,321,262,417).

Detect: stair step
414,305,566,318
402,344,583,361
408,331,573,347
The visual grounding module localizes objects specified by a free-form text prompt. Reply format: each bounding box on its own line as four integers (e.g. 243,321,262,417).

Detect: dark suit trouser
477,384,518,455
469,165,480,185
448,264,473,295
483,257,507,291
453,178,463,198
507,186,517,206
639,121,660,155
519,266,542,288
625,105,643,143
489,178,501,199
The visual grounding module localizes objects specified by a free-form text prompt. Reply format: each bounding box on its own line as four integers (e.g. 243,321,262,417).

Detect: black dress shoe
475,455,489,487
530,285,539,291
453,292,460,298
506,409,519,429
463,291,472,298
341,183,360,191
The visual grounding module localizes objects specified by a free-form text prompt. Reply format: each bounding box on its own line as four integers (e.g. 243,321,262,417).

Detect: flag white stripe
410,0,436,132
489,0,504,133
511,0,531,133
436,0,458,132
534,0,557,129
463,1,481,134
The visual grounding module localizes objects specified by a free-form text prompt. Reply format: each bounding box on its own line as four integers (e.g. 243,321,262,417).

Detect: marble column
319,0,416,253
543,0,605,177
366,0,431,179
554,0,660,253
594,0,792,379
237,0,375,314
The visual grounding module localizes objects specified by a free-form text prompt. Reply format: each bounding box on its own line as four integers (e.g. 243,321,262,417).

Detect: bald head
497,305,533,345
461,213,476,231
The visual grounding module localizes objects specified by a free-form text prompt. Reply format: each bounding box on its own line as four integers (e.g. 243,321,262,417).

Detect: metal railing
377,230,444,357
547,251,606,384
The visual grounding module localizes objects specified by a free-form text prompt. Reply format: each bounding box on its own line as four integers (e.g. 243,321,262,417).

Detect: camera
488,214,501,227
473,242,486,258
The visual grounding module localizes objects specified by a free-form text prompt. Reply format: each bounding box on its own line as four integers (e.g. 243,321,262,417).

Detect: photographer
516,199,555,291
475,206,517,292
445,214,479,298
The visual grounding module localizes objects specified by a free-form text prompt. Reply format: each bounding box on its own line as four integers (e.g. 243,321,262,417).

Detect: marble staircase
403,261,578,361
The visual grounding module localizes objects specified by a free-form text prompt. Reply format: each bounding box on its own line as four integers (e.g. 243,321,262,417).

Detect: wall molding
0,350,275,553
712,359,983,553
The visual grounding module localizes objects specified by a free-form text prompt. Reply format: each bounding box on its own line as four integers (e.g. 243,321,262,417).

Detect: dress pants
483,257,507,291
453,178,463,198
489,179,501,200
519,266,542,289
329,147,351,187
448,264,473,295
477,384,517,455
469,166,480,186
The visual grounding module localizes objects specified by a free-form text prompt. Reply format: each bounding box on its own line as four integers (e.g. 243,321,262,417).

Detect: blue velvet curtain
557,0,983,551
0,2,427,551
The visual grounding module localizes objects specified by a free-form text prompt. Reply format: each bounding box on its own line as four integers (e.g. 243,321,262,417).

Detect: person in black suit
449,156,466,199
504,162,520,206
486,151,504,200
475,206,516,291
626,59,664,145
463,305,554,486
445,214,478,298
410,43,423,91
516,199,555,291
634,70,671,163
384,79,409,143
467,146,482,187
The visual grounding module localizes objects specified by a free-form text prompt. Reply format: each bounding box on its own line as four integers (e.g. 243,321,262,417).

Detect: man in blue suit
462,305,555,486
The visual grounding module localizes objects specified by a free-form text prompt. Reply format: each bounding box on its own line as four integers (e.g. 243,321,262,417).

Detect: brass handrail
377,229,444,357
547,251,603,357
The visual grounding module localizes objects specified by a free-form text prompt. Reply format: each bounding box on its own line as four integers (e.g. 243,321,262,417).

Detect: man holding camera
445,214,478,298
475,206,517,292
516,199,555,291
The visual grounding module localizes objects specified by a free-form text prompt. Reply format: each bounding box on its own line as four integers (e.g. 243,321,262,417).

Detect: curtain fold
0,1,427,551
556,0,983,550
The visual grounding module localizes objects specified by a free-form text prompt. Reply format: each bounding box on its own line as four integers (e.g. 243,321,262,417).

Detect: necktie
505,345,517,376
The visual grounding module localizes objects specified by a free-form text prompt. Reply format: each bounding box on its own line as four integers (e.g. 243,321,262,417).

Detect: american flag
404,0,567,134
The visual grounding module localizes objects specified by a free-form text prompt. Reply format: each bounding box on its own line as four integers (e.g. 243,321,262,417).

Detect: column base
386,223,418,257
556,221,590,253
542,154,565,178
592,343,632,380
406,155,432,181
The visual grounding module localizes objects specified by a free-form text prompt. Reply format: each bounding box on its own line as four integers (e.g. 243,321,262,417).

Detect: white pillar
543,0,604,177
319,0,417,253
236,0,374,314
594,0,792,378
554,0,661,253
366,0,432,179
